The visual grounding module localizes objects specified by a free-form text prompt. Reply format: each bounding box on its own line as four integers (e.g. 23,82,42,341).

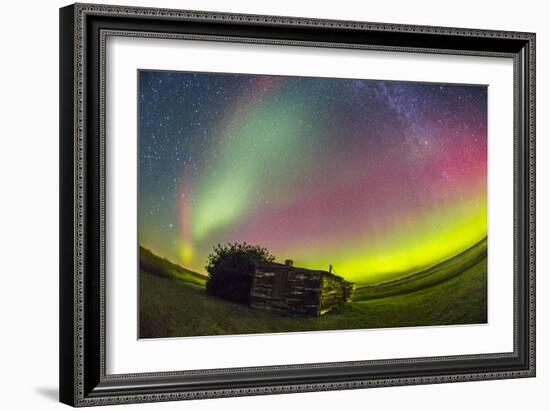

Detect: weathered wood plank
250,261,353,316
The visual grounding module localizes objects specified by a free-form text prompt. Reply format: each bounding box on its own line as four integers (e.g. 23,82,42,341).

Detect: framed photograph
59,3,536,407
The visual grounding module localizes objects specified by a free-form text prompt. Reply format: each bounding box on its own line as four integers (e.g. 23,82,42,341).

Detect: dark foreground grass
139,257,487,338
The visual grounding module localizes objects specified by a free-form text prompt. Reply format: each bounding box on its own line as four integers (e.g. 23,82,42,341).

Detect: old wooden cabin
249,260,354,316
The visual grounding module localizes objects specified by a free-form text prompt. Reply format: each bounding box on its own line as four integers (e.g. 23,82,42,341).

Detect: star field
138,70,487,285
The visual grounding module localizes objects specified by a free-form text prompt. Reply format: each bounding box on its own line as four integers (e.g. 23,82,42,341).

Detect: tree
205,242,275,304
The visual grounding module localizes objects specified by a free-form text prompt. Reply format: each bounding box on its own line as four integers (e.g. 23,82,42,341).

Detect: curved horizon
138,71,487,285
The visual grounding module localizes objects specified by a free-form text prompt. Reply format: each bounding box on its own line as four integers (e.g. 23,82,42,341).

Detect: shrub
205,242,275,304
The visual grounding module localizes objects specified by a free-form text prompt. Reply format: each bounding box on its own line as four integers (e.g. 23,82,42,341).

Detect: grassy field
139,256,487,338
140,246,207,288
353,237,487,300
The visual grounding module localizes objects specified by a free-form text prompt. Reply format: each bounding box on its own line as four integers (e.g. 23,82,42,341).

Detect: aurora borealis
138,70,487,285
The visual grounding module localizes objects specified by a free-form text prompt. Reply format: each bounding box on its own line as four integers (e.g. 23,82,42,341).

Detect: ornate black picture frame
59,3,535,407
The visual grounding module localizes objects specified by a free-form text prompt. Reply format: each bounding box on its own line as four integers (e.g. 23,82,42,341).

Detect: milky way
138,70,487,285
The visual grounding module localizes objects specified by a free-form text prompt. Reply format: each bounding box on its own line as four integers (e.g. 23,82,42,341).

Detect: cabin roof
256,261,353,284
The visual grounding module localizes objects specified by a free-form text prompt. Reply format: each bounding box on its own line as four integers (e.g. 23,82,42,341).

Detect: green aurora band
139,72,487,285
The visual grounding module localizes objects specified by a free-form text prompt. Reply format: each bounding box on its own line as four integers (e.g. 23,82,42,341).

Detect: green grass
140,246,207,288
139,256,487,338
353,237,487,300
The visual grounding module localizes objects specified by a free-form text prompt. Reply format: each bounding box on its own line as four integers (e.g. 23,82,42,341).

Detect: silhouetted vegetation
205,242,275,304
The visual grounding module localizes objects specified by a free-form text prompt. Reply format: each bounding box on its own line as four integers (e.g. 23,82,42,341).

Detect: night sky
138,70,487,285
